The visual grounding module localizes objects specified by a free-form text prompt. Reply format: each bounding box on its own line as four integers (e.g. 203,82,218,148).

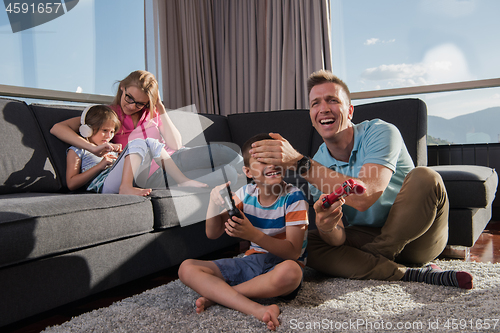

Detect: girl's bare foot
195,296,215,313
177,179,208,188
119,185,152,196
260,304,280,331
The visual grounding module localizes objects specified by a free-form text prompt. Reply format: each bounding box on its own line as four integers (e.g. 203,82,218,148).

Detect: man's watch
296,156,312,175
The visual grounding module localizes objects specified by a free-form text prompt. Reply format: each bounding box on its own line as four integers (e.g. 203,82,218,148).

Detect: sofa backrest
1,97,427,194
32,105,238,190
0,98,62,194
227,110,314,157
169,111,234,147
310,98,428,166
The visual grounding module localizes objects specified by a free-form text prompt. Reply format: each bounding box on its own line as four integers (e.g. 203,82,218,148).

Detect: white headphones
79,105,95,138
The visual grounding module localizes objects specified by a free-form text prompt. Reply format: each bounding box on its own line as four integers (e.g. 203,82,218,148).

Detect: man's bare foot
119,185,152,196
177,179,208,188
195,296,215,313
260,304,280,331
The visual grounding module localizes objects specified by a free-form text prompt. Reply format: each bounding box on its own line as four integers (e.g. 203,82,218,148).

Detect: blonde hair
113,70,159,120
307,70,351,104
84,105,121,137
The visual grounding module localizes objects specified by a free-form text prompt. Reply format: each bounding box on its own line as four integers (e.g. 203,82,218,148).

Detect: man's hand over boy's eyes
248,133,302,169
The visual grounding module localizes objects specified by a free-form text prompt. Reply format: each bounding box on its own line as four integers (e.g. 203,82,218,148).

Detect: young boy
178,133,313,331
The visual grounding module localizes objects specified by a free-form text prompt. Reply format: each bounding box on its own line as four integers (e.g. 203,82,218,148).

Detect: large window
330,0,500,144
0,0,145,96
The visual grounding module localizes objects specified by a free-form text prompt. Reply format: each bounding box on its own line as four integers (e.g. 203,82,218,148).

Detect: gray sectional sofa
0,96,497,327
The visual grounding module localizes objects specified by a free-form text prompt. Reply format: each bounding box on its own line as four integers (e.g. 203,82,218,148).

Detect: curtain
153,0,220,114
149,0,332,115
266,0,332,110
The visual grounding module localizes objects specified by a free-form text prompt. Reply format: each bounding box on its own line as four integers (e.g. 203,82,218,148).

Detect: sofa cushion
150,187,211,229
0,98,61,194
431,165,498,209
29,104,85,190
150,171,248,229
0,192,153,269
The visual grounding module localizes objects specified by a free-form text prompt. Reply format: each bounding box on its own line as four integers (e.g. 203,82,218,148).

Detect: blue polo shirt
309,119,414,228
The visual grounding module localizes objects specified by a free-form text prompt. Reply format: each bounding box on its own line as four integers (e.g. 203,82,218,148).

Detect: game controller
219,184,243,220
321,179,366,209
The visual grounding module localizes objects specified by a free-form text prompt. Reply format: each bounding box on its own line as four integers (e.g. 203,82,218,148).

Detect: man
249,69,472,289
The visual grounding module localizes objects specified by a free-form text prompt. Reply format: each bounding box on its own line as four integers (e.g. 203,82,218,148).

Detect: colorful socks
402,264,473,289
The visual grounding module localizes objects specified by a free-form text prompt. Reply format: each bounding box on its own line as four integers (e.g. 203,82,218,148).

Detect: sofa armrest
430,165,498,209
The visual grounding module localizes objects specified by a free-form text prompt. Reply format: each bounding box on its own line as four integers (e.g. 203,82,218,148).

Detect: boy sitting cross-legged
178,133,326,330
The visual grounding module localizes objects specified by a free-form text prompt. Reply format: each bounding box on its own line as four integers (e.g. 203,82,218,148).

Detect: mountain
428,107,500,144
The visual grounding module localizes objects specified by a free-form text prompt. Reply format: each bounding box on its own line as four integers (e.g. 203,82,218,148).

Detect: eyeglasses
124,88,149,109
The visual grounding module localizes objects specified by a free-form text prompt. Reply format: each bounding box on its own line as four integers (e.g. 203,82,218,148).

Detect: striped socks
402,264,473,289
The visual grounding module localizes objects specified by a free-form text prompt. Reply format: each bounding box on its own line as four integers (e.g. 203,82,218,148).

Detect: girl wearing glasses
51,70,242,193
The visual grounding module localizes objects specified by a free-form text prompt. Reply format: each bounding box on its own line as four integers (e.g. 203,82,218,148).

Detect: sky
0,0,499,120
0,0,145,96
331,0,500,119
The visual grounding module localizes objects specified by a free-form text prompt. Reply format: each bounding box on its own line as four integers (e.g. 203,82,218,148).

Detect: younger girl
66,105,207,196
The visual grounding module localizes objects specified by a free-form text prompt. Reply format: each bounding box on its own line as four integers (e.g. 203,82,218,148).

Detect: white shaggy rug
42,260,500,332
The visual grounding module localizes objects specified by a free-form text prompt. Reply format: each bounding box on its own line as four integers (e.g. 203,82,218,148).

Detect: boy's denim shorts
213,252,303,300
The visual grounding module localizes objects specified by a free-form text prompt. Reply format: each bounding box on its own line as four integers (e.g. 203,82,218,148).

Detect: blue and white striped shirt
234,182,309,266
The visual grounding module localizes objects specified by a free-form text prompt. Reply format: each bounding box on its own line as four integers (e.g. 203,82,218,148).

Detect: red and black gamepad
321,179,366,209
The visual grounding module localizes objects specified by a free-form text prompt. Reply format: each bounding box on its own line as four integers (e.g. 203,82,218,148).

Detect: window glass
353,86,500,145
0,0,145,96
331,0,500,92
331,0,500,144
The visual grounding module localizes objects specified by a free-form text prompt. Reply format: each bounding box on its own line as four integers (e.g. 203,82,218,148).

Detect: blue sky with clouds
0,0,144,96
332,0,500,119
334,0,500,91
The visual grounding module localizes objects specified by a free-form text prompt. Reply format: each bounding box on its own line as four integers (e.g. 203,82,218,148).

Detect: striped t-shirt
234,182,309,266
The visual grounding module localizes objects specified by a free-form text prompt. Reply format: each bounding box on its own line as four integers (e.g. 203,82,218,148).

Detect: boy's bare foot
260,304,280,331
195,296,215,313
119,185,152,196
177,179,208,188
